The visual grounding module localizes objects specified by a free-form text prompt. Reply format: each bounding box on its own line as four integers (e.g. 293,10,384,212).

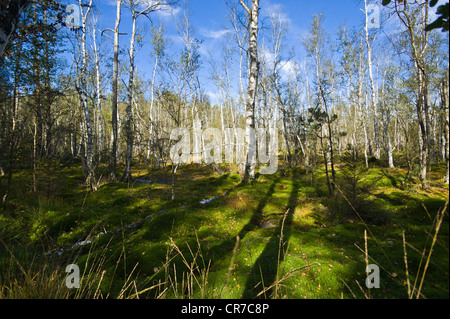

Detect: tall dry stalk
413,200,447,299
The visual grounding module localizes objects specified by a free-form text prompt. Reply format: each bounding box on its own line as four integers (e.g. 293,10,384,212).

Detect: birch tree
304,14,337,195
103,0,122,181
76,0,96,189
442,66,449,184
122,0,178,181
266,8,292,166
122,0,140,182
392,0,431,189
337,26,359,159
363,0,380,159
240,0,260,183
175,7,203,164
226,0,249,172
148,25,167,161
380,64,396,169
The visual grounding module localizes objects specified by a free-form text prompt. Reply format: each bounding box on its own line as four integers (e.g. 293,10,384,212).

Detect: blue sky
63,0,445,104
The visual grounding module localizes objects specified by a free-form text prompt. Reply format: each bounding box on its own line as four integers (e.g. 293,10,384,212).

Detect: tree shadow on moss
242,169,301,299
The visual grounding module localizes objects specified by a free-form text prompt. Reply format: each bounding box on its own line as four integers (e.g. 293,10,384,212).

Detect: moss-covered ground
0,159,448,299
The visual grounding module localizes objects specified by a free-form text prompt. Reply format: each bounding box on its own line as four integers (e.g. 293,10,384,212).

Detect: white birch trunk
364,0,380,159
92,22,103,154
78,0,95,189
358,47,369,168
122,8,137,182
241,0,260,183
109,0,122,180
443,70,449,184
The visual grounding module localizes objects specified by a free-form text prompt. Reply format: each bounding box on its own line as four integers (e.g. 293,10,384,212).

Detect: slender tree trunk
78,0,95,189
32,113,37,192
2,48,20,204
364,0,380,159
416,64,429,188
357,46,369,168
320,86,336,191
319,129,332,196
92,22,103,157
282,108,291,165
122,10,137,182
43,9,53,157
382,69,395,169
442,70,449,184
109,0,122,181
241,0,260,183
386,92,396,169
387,123,394,168
148,53,158,160
274,84,291,166
394,0,429,189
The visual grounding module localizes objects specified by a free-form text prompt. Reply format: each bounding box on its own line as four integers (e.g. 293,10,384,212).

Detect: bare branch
101,28,127,36
239,0,251,15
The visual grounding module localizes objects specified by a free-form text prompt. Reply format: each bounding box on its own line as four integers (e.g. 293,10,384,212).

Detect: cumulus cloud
155,5,181,19
196,28,231,60
206,91,220,103
261,47,299,80
280,60,299,79
266,2,291,26
200,28,231,40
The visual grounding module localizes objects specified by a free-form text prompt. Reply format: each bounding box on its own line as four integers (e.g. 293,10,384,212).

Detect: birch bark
109,0,122,181
240,0,260,183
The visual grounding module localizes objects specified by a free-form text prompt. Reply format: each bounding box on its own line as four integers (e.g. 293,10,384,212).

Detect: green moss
1,163,448,299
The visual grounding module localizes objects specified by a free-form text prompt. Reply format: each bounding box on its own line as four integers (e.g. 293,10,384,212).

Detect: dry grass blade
256,263,321,298
403,231,411,298
127,281,167,299
166,234,210,299
355,279,369,299
415,200,448,299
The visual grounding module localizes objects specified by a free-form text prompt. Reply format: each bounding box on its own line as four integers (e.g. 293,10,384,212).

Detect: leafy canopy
382,0,449,32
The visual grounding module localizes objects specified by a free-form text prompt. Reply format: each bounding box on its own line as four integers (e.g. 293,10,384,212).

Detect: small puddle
45,210,168,256
200,196,220,204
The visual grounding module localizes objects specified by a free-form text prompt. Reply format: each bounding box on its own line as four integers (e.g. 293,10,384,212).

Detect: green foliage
382,0,449,32
338,152,370,201
426,2,449,31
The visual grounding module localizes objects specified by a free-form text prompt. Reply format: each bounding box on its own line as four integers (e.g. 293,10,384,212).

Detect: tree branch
239,0,251,15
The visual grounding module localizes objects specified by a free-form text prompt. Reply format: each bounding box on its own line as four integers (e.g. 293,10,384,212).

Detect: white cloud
261,47,299,80
200,28,231,40
266,2,291,26
195,28,231,62
155,5,181,19
206,91,221,104
105,0,120,5
280,59,299,79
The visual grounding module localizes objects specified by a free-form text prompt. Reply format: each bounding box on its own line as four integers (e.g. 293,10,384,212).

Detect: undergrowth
0,160,448,299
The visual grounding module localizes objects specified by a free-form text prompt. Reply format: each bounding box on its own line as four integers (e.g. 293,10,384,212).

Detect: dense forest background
0,0,448,191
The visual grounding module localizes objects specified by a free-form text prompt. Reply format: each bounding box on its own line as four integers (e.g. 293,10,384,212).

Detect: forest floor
0,159,448,299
